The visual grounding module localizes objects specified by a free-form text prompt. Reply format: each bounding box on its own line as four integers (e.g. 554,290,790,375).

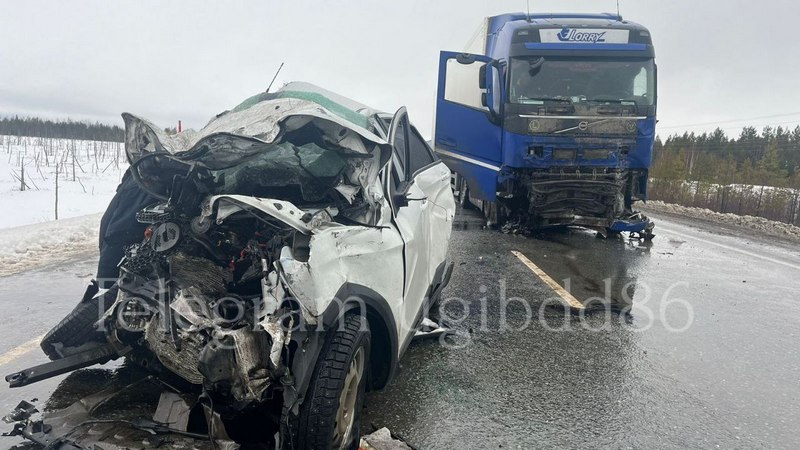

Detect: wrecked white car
4,82,455,449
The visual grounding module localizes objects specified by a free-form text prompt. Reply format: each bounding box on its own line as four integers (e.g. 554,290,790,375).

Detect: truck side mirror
485,65,502,117
479,64,487,90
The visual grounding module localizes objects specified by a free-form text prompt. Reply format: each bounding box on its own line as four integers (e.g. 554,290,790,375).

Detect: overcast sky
1,0,798,138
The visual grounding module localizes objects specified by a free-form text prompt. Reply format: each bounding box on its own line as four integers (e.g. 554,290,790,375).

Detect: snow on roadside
0,213,101,277
640,200,800,242
0,136,124,275
1,185,118,228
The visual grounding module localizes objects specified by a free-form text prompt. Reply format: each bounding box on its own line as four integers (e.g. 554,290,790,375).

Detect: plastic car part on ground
359,427,414,450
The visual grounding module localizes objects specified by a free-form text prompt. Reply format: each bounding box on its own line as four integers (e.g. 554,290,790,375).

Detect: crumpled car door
386,107,432,344
403,125,456,288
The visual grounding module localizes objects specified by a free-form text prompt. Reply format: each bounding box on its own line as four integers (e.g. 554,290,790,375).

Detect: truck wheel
459,178,471,209
40,284,117,360
297,313,371,450
485,201,507,228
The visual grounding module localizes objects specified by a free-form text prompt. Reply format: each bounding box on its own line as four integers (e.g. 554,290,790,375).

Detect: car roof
231,81,383,131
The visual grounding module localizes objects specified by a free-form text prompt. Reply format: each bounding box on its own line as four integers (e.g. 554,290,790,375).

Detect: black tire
459,178,471,210
295,313,370,450
40,284,117,360
485,201,508,228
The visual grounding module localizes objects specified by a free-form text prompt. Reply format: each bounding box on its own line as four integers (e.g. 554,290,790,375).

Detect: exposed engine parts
5,82,458,449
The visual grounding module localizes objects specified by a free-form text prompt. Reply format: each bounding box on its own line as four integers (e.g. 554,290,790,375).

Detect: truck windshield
509,57,655,106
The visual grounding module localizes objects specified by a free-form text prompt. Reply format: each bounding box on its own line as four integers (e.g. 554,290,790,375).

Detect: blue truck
433,12,656,237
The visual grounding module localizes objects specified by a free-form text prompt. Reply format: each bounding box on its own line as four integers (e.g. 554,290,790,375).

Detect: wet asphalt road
362,207,800,449
1,208,799,448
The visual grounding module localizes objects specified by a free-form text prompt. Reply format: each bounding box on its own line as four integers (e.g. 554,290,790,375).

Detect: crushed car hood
198,194,334,234
123,82,391,206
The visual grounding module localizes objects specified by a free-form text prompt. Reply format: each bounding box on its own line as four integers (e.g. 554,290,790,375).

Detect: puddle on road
551,233,653,306
453,207,656,307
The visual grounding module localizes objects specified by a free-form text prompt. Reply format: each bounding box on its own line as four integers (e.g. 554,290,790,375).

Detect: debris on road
413,317,453,340
500,212,655,240
3,377,237,449
360,427,414,450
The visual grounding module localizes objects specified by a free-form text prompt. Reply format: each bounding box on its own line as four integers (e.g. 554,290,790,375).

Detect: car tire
296,313,371,450
40,284,117,360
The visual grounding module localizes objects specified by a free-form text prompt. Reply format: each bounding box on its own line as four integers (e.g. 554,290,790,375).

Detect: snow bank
641,200,800,241
0,213,101,277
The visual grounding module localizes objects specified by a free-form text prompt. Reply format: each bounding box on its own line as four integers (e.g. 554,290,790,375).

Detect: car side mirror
393,182,427,209
394,192,409,208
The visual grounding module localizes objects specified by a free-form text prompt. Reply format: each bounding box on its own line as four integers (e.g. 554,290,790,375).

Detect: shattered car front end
116,84,391,412
4,83,454,448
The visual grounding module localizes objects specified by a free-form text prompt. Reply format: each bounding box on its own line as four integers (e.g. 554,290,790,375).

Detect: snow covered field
0,135,127,228
0,135,127,276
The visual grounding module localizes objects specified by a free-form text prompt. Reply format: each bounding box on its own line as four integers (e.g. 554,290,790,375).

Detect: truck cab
435,12,656,235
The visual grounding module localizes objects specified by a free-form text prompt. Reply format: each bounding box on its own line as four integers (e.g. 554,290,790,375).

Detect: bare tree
10,157,31,191
20,157,25,191
72,140,77,182
54,163,60,220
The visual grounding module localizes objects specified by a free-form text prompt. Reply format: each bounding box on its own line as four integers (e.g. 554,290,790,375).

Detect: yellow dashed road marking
511,250,585,310
0,334,45,367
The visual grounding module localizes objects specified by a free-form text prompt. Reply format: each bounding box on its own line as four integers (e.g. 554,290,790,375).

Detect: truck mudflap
2,371,240,450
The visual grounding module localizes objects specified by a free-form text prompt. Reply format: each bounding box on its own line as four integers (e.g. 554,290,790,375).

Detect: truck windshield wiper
528,96,573,103
587,98,638,106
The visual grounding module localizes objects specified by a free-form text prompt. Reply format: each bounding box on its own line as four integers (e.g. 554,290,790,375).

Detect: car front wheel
296,313,371,450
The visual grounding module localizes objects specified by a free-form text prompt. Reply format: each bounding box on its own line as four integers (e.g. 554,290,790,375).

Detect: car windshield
509,57,655,105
